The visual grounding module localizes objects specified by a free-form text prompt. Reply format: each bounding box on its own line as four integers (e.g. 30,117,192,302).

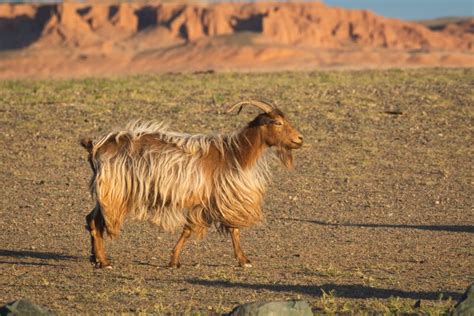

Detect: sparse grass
318,289,338,313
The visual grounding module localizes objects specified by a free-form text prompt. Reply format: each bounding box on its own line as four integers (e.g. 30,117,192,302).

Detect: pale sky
323,0,474,20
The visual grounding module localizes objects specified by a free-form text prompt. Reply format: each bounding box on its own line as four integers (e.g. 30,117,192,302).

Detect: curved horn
250,100,275,113
226,100,275,114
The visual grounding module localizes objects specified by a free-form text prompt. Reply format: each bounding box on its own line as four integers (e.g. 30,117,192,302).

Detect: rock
0,299,51,316
0,2,473,77
2,2,472,51
228,300,313,316
39,3,97,47
110,3,138,32
452,284,474,316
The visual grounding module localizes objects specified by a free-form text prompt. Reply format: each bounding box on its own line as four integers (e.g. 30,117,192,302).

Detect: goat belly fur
88,121,272,236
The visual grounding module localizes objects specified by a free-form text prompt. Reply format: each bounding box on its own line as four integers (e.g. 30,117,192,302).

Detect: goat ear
276,147,294,170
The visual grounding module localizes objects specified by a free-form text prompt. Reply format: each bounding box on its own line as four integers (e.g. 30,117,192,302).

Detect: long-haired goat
81,100,303,268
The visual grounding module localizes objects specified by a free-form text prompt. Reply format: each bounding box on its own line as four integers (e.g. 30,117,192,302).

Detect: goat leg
85,217,96,265
229,227,252,267
169,226,192,268
86,205,111,269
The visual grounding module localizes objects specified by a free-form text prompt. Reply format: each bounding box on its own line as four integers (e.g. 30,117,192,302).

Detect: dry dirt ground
0,69,472,314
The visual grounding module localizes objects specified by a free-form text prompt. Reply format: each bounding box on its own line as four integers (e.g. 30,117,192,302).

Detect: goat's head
227,100,303,169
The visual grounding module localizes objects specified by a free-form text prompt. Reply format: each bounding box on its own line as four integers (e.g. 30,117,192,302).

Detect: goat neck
232,125,267,170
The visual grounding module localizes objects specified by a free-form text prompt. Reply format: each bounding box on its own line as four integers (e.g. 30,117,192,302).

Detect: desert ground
0,69,472,314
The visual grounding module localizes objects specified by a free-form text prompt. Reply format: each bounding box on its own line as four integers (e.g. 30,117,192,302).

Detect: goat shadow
187,278,462,301
277,218,474,234
0,249,78,267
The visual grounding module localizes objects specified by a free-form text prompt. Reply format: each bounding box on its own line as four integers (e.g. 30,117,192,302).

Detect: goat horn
226,100,275,114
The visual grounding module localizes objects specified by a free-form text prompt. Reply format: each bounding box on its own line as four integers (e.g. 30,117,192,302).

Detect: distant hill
0,2,472,78
418,16,473,30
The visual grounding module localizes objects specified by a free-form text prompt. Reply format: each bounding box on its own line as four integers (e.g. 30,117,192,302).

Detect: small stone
229,300,313,316
452,284,474,316
0,299,51,315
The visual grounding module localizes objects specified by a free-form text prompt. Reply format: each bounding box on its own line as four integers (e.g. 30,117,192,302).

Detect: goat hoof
95,262,112,269
89,255,97,265
169,260,181,268
238,259,252,268
93,259,112,269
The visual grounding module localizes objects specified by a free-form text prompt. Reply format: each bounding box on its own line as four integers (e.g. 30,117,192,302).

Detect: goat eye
273,121,283,126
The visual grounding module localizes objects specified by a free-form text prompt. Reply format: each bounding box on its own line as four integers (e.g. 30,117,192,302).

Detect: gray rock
0,299,50,316
452,284,474,316
229,300,313,316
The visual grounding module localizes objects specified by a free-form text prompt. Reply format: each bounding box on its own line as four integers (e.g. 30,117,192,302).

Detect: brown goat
81,100,303,268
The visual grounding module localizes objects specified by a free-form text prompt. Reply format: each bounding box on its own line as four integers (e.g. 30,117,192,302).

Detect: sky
323,0,474,20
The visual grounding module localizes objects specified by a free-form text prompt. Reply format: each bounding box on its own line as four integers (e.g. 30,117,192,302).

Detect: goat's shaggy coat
88,121,272,237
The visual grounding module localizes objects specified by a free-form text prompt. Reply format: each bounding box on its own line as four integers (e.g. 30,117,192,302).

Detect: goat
81,100,303,268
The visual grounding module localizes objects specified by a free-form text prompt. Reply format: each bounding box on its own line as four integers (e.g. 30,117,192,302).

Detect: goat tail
80,137,94,154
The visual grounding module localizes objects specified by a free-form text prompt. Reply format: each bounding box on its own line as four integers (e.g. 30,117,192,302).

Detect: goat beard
275,147,294,170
